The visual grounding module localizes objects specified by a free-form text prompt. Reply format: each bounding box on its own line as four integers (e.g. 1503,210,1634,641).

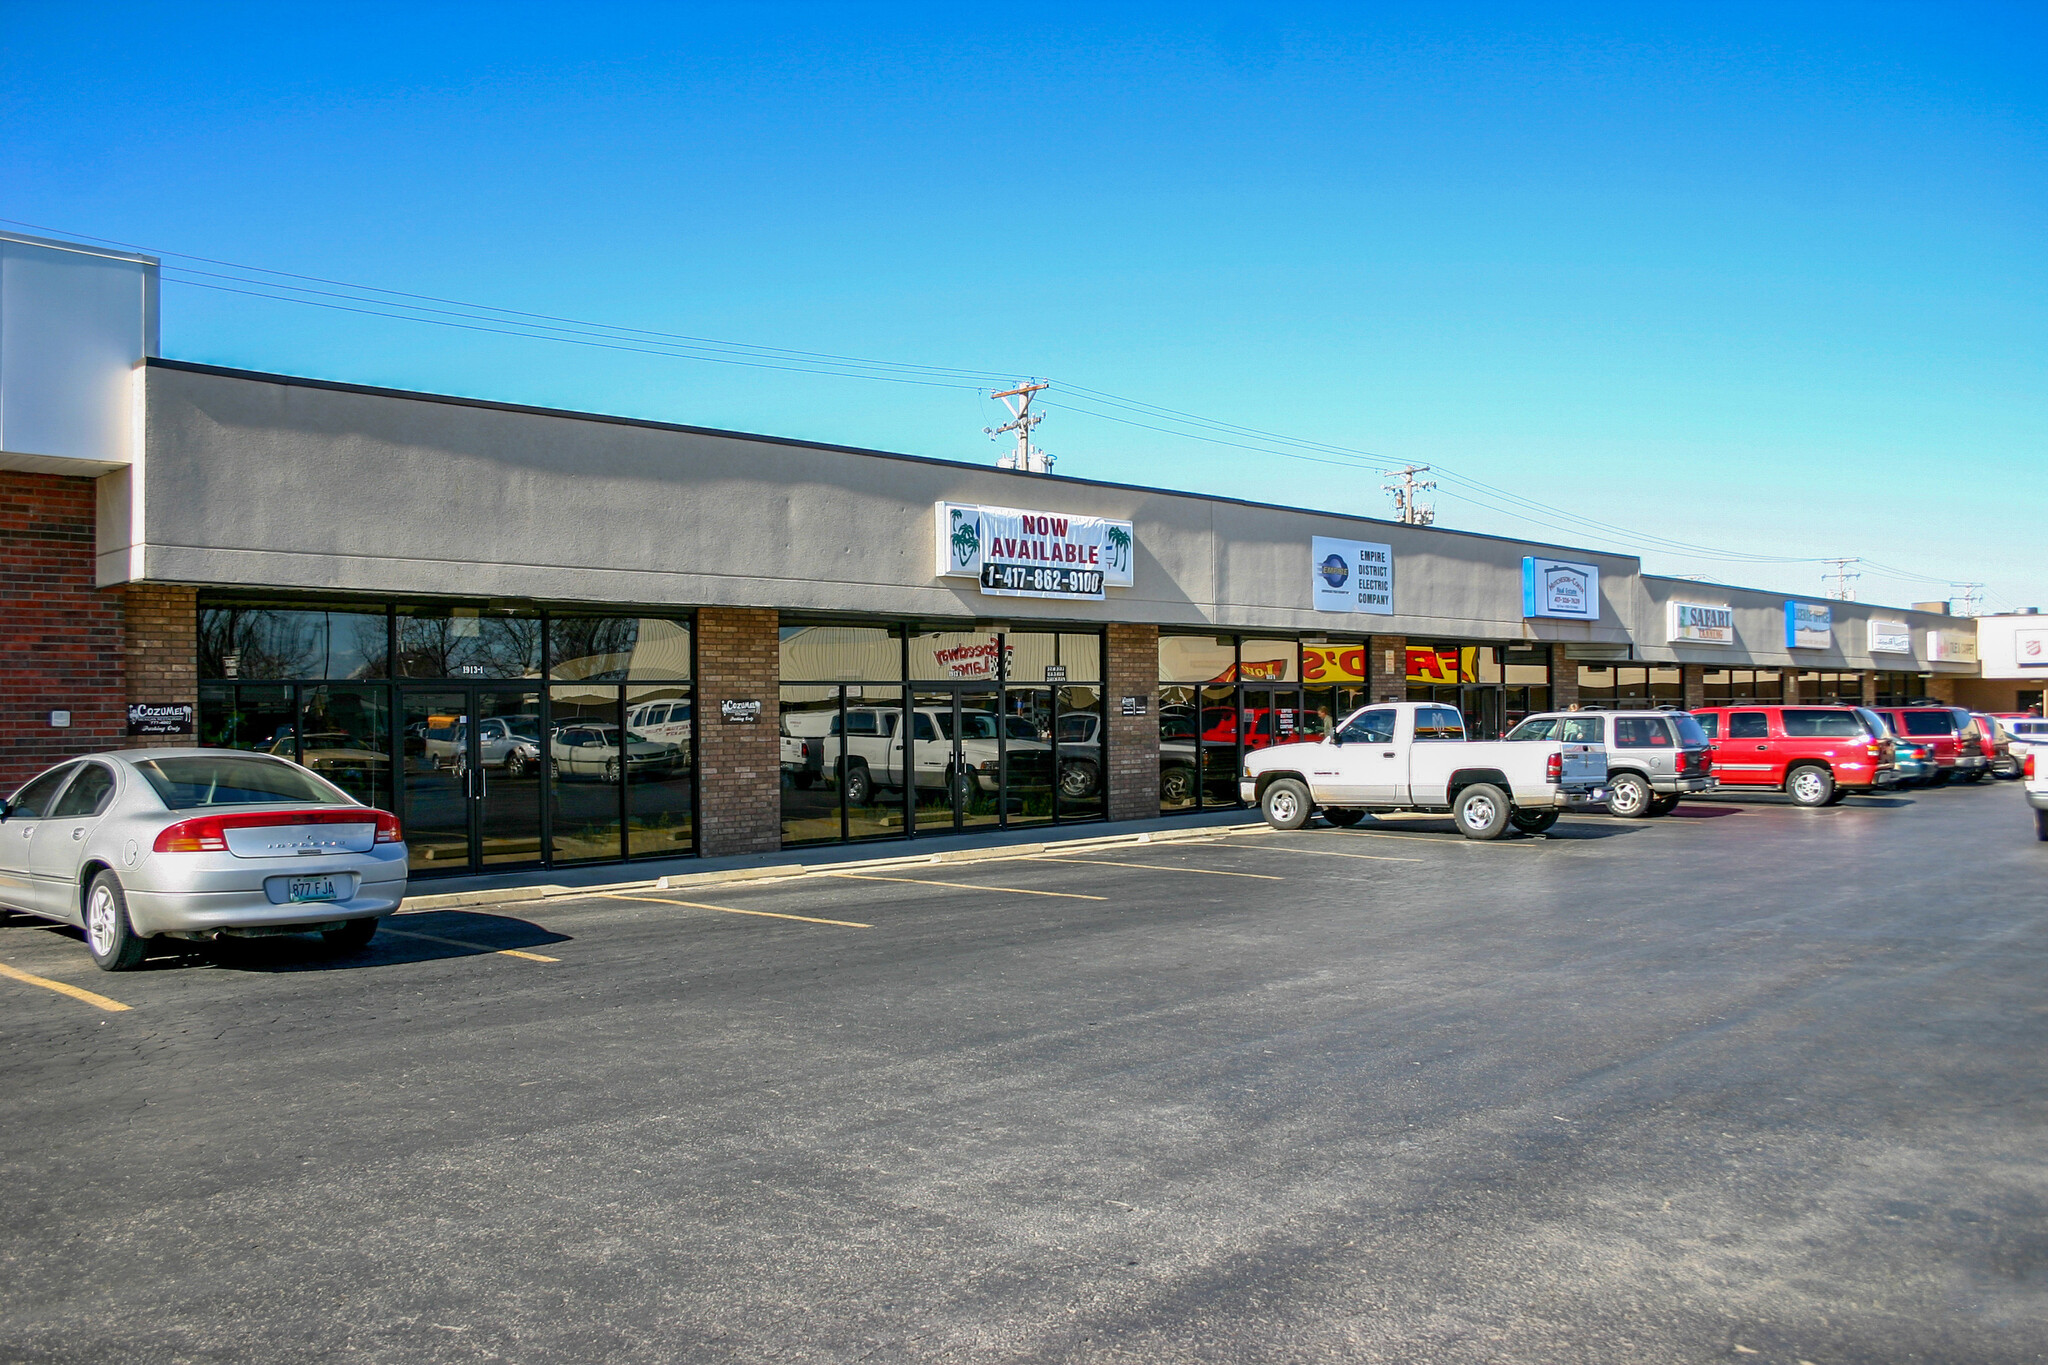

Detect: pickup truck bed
1242,701,1607,840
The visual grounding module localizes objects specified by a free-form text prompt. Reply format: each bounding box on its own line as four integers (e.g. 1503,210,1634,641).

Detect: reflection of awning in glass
779,626,905,681
553,618,692,684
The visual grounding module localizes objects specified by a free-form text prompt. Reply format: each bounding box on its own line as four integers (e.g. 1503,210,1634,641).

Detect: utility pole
1949,582,1984,617
1822,558,1861,601
1381,464,1436,526
987,381,1052,473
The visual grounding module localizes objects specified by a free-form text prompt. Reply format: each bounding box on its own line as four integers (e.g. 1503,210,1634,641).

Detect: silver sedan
0,749,409,971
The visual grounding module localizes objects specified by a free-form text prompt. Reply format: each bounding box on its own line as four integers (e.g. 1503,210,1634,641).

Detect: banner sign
1300,643,1368,683
1867,620,1912,655
1406,646,1478,684
1927,630,1977,664
1310,537,1394,614
1522,557,1600,620
1785,601,1832,650
936,502,1134,601
2017,628,2048,669
1667,600,1735,645
126,702,194,737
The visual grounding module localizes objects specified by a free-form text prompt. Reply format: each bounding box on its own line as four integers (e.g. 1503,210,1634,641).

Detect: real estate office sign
936,502,1135,601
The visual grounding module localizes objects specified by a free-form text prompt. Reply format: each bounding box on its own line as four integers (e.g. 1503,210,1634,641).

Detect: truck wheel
1260,779,1312,831
1786,764,1834,807
83,872,148,972
2036,808,2048,842
1453,784,1511,840
842,761,872,808
1607,773,1653,819
793,772,815,789
1059,758,1100,799
503,749,528,779
1322,808,1365,828
1510,809,1559,835
1161,764,1195,804
1646,794,1680,817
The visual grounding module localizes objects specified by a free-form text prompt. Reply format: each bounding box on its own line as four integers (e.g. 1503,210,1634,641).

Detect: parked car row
409,713,688,782
1245,699,2035,840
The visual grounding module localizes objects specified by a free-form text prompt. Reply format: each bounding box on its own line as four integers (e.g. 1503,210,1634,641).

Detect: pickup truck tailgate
1560,743,1606,791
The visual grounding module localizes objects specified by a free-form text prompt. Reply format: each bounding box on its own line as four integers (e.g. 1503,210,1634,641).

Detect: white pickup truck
1241,700,1608,839
2025,749,2048,840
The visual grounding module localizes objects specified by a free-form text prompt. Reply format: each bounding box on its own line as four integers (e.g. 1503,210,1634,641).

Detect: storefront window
547,683,623,863
780,625,902,681
910,630,1004,681
395,606,542,679
201,603,389,680
1238,640,1299,684
624,684,694,858
1799,671,1864,705
552,617,693,681
1873,672,1927,707
296,684,393,812
199,683,297,753
1159,635,1238,685
1703,668,1783,707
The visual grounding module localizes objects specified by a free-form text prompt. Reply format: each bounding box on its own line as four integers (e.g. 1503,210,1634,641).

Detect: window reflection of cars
625,699,692,746
267,733,390,789
550,722,686,783
1055,712,1105,799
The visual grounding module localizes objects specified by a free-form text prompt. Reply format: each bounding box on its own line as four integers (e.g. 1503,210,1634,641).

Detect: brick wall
1781,669,1802,703
125,584,198,751
1682,664,1706,711
1,473,125,788
1861,672,1879,706
1105,622,1159,822
696,607,781,856
1550,645,1579,709
1369,635,1407,703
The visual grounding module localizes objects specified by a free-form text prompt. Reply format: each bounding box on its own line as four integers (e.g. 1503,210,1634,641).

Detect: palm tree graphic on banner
951,511,981,569
1104,524,1132,574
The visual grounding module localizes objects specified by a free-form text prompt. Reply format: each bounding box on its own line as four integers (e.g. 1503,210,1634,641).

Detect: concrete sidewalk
400,807,1268,910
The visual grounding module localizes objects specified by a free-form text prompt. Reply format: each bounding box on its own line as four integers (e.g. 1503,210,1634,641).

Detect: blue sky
6,3,2043,609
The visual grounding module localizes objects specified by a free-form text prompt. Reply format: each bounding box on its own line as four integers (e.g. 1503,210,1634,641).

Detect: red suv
1870,705,1985,786
1690,705,1896,806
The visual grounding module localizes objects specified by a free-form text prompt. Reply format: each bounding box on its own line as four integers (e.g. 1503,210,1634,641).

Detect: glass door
399,685,545,875
910,687,1009,832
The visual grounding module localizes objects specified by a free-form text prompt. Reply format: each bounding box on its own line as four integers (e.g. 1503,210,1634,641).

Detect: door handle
477,765,487,799
1755,745,1769,751
72,827,86,840
1381,750,1396,757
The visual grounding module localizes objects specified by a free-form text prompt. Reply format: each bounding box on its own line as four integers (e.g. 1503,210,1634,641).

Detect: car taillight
2027,753,2036,779
153,807,399,853
154,816,229,853
1546,751,1562,782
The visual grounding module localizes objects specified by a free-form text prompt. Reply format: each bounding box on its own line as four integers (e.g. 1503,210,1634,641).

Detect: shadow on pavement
138,910,573,974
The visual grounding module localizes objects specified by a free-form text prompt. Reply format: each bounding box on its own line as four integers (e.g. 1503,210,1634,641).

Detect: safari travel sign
935,501,1135,601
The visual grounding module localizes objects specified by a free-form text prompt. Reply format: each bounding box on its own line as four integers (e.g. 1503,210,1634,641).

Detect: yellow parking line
828,872,1106,901
1028,856,1283,880
1228,843,1422,863
380,927,560,961
0,959,131,1012
602,892,871,929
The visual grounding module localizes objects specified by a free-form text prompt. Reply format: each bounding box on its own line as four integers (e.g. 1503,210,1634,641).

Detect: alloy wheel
87,884,118,957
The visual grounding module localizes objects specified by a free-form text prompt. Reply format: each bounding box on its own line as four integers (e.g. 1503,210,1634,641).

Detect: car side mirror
0,799,10,820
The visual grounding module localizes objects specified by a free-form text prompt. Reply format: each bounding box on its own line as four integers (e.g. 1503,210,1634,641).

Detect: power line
9,213,2012,604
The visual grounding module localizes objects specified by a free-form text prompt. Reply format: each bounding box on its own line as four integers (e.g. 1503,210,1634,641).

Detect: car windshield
135,754,350,809
624,730,654,745
940,713,1003,741
505,721,541,741
1671,714,1710,746
1899,710,1955,736
1504,718,1559,741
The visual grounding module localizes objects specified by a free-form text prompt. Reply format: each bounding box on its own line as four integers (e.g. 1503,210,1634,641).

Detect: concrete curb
395,820,1269,913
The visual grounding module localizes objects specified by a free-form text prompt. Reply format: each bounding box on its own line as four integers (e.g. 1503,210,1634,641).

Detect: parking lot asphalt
3,782,2045,1364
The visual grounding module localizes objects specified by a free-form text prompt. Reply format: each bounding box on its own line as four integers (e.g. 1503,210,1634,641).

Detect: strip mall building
3,232,2029,878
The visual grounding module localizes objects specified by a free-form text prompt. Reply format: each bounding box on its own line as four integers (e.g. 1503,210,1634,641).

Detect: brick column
1681,665,1706,711
1861,672,1878,706
0,472,125,788
1550,645,1579,710
696,607,781,856
1781,669,1802,704
1105,622,1159,822
1369,635,1407,703
124,584,198,751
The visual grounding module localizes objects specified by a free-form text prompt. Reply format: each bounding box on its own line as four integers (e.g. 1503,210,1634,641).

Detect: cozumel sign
1667,600,1734,645
936,502,1135,601
1785,601,1831,650
1521,557,1600,621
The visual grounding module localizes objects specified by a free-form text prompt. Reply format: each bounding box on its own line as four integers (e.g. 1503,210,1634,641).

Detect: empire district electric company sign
936,502,1135,601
